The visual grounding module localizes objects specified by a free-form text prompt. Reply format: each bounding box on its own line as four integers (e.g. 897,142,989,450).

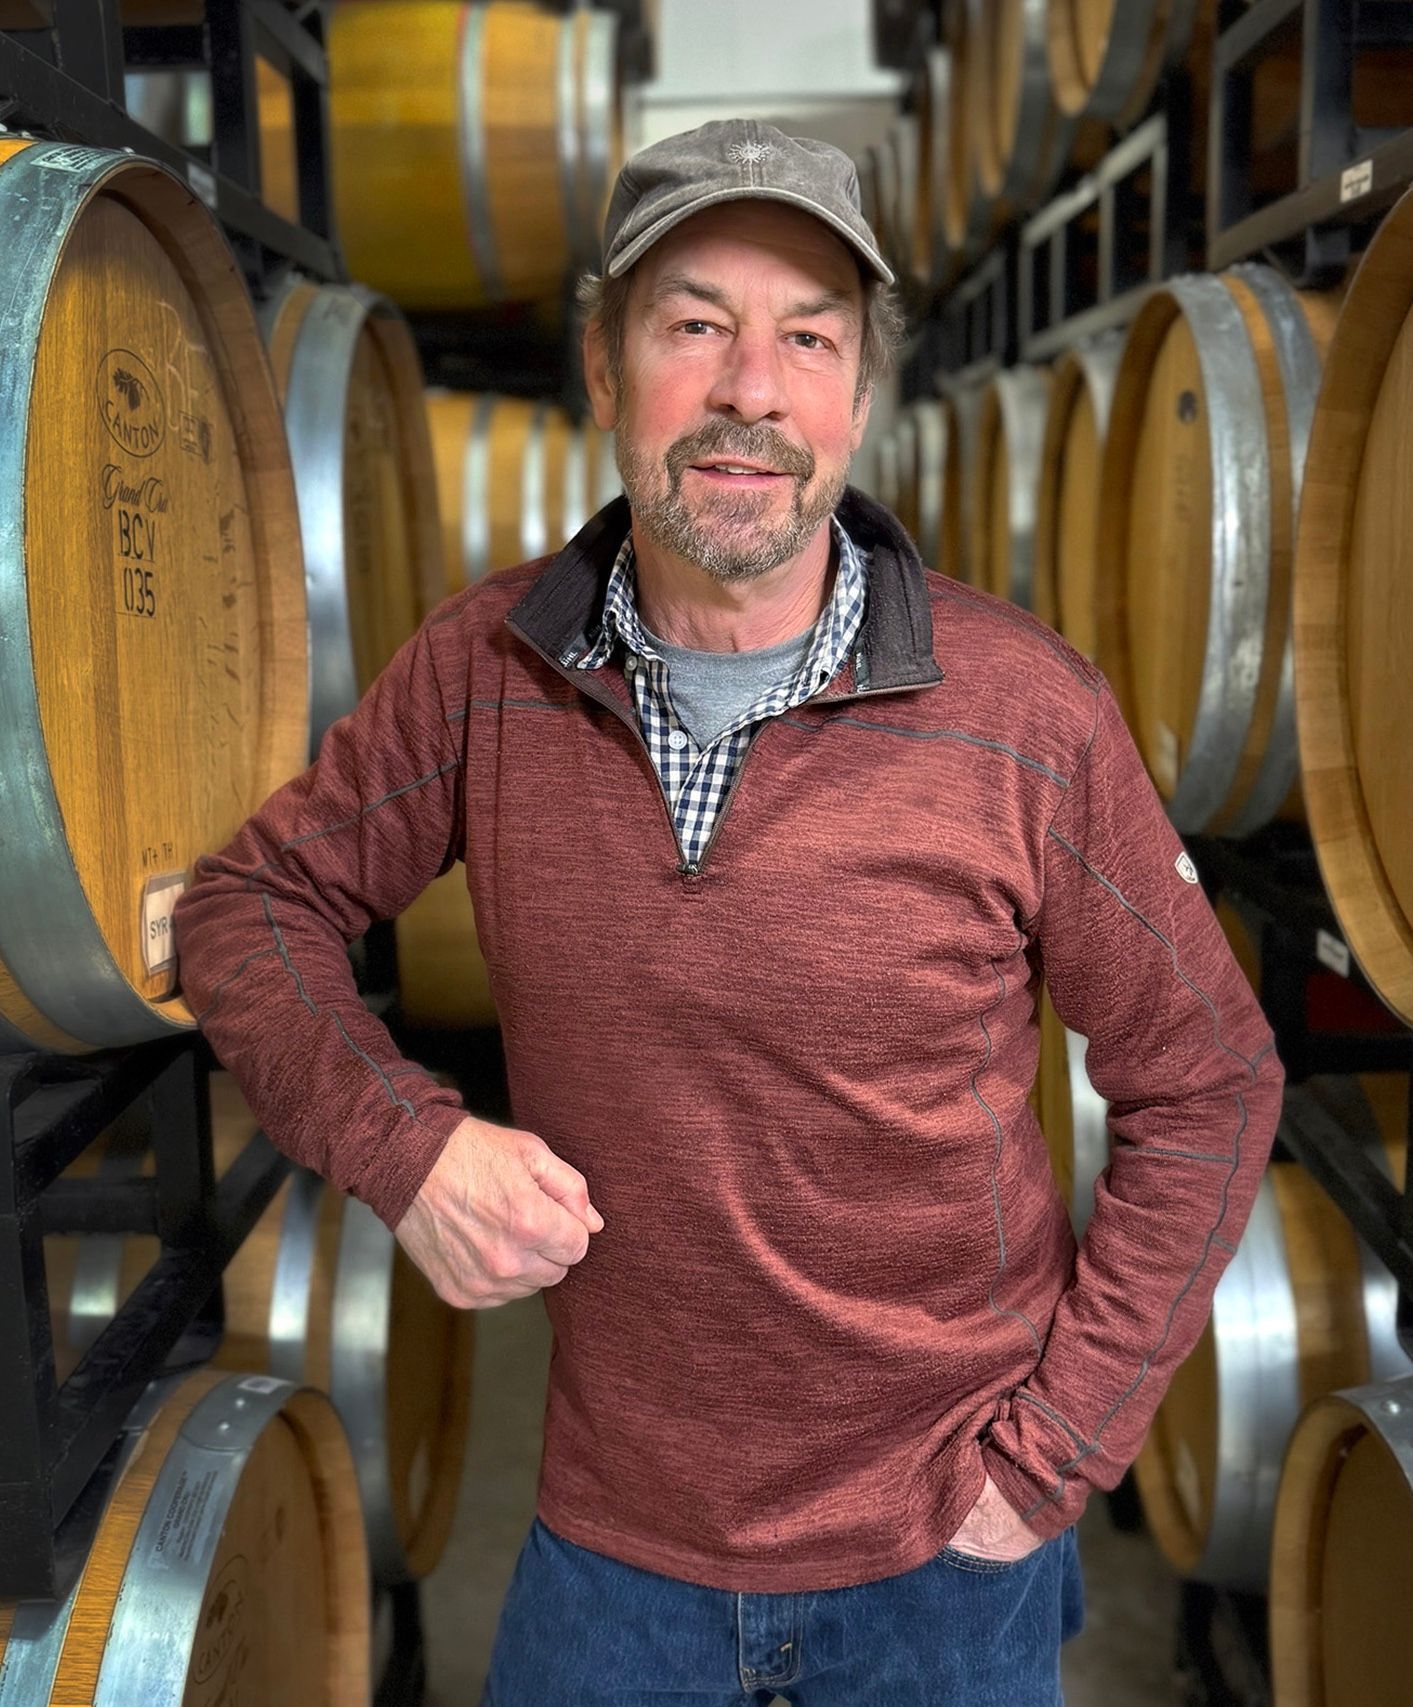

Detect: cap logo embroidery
726,141,774,167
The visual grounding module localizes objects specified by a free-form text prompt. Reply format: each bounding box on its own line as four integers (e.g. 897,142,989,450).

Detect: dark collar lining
504,487,944,691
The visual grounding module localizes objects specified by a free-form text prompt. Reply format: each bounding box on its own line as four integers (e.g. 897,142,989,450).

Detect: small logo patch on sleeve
1175,852,1199,884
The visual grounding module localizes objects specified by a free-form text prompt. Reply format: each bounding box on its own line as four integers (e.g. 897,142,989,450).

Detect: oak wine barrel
1270,1373,1413,1707
1032,332,1122,651
1133,1074,1410,1589
1034,985,1107,1239
0,140,308,1056
329,0,623,309
1293,185,1413,1026
0,1367,368,1704
1045,0,1204,129
425,391,584,591
941,0,992,260
43,1075,475,1587
262,275,445,756
1097,265,1340,838
909,47,954,289
970,364,1051,606
900,397,956,574
980,0,1078,216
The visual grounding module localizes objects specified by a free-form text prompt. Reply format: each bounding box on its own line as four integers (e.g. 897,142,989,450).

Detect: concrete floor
418,1294,1191,1706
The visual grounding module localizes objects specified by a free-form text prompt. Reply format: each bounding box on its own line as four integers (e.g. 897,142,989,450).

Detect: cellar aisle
422,1295,1187,1706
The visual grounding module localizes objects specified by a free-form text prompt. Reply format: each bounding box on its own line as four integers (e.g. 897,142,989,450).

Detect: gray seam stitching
777,716,1071,784
975,963,1044,1359
1018,688,1104,936
262,893,422,1123
1014,1390,1089,1450
242,759,459,882
193,946,281,1025
1017,830,1260,1517
1115,1144,1237,1164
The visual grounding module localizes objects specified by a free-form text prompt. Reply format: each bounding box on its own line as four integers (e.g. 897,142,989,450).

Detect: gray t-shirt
636,617,818,748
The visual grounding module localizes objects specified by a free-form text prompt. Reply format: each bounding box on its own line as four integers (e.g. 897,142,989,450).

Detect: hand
949,1472,1045,1563
393,1114,605,1309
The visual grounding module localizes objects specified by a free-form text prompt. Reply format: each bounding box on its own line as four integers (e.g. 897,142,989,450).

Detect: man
175,120,1285,1705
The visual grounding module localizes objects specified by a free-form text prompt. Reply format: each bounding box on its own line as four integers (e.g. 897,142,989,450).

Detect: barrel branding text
96,348,167,458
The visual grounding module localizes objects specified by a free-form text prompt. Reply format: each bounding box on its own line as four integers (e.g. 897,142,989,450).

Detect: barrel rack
912,0,1413,379
0,5,434,1698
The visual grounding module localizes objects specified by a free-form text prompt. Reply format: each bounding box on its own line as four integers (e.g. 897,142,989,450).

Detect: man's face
587,201,871,584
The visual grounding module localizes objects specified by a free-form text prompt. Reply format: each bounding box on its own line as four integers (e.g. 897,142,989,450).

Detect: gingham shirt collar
571,516,869,869
576,515,866,688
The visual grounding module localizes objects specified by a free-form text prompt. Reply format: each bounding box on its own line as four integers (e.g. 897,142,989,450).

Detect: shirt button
668,729,688,750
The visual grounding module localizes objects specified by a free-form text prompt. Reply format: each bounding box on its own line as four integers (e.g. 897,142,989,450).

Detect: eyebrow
648,274,859,323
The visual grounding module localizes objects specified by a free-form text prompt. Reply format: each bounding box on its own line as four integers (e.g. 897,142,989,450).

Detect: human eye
788,330,831,351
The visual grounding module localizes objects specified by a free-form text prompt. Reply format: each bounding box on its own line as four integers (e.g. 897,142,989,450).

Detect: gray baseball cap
602,118,895,287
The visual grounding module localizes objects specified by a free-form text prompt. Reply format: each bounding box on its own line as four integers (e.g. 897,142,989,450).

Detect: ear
850,384,873,452
583,320,618,431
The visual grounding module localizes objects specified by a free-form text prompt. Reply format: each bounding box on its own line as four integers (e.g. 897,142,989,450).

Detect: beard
615,417,848,584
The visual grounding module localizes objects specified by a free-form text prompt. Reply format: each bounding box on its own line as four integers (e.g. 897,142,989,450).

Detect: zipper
505,618,938,879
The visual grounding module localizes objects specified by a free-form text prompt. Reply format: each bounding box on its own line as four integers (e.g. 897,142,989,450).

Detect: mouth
687,461,793,488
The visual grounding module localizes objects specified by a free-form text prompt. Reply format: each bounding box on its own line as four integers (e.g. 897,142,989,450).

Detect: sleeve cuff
352,1095,468,1231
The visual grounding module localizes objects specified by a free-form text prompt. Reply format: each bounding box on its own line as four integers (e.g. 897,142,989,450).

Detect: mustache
664,422,815,485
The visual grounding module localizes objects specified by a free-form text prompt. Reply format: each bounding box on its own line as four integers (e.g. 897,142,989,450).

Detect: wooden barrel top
1294,188,1413,1024
0,141,306,1054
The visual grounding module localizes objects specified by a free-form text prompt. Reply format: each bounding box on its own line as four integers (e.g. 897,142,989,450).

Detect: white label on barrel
1316,929,1351,978
187,160,218,211
141,871,186,976
236,1374,285,1395
1341,159,1373,204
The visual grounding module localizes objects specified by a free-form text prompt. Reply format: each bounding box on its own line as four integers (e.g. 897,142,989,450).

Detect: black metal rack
1019,111,1200,360
1188,826,1413,1362
0,1035,290,1601
1208,0,1413,280
0,0,342,287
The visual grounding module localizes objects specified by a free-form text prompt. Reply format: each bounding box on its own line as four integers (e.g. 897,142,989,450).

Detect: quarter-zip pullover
576,518,867,866
173,488,1284,1593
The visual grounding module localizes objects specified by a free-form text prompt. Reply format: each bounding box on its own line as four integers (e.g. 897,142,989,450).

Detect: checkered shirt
574,518,869,870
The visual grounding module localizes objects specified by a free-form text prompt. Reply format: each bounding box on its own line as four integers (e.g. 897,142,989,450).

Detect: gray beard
614,425,848,584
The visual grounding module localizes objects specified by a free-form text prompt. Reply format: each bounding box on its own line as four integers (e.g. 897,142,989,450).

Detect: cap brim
606,184,895,286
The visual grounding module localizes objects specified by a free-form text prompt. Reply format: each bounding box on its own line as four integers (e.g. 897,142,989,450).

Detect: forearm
983,682,1286,1537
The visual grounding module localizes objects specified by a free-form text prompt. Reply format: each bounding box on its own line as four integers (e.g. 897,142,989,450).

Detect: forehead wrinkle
645,272,736,312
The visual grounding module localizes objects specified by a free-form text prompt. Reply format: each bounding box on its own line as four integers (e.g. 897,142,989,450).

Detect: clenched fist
394,1114,605,1309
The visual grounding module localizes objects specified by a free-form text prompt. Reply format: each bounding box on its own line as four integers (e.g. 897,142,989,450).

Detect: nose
704,326,790,424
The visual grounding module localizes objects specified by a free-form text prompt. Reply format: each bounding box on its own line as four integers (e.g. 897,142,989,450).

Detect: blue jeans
481,1516,1086,1705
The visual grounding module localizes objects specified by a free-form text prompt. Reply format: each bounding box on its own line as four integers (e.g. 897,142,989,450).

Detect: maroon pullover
174,490,1285,1592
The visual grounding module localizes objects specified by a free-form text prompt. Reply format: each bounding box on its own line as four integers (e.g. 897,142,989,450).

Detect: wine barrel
971,364,1051,606
980,0,1077,215
0,1367,368,1703
909,47,954,289
941,0,991,260
262,276,444,756
329,1,622,309
44,1076,475,1587
1045,0,1204,129
897,398,954,574
1294,187,1413,1027
1098,265,1340,838
889,411,921,541
425,392,580,591
1034,986,1107,1239
1032,332,1122,650
883,116,919,284
255,54,298,225
1271,1372,1413,1707
874,421,902,520
1133,1075,1410,1589
0,141,307,1056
